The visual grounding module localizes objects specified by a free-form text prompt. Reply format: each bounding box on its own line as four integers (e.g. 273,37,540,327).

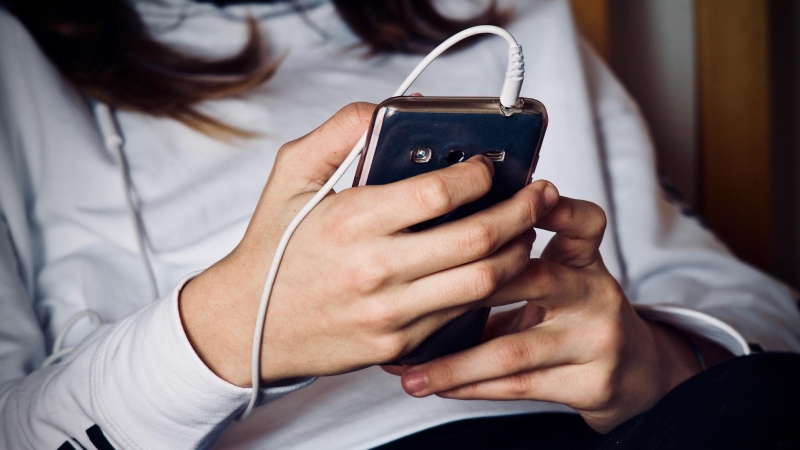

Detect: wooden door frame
571,0,774,272
696,0,772,271
570,0,609,59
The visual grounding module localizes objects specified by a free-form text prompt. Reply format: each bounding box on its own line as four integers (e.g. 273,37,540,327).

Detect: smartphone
353,96,548,365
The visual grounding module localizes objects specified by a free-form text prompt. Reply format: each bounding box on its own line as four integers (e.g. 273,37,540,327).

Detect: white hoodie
0,1,798,449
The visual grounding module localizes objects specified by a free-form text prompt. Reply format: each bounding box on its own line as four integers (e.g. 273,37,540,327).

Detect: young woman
1,0,798,449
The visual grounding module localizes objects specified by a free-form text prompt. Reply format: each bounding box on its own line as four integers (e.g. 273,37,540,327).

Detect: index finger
536,195,607,268
356,155,497,234
394,180,557,279
399,327,573,398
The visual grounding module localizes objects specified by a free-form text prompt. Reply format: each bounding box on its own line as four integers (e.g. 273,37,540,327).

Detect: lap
374,353,800,450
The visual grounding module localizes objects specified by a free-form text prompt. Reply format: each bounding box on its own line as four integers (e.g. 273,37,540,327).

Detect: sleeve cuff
632,303,751,356
89,272,314,448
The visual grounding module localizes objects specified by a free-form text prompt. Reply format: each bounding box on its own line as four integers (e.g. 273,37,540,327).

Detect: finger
277,102,377,189
351,155,497,234
483,258,586,310
435,365,586,406
535,195,607,268
380,365,408,376
394,180,558,279
482,303,547,341
399,327,573,397
402,232,535,316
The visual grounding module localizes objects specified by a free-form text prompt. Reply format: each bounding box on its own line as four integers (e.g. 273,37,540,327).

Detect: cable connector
94,103,124,154
500,44,524,109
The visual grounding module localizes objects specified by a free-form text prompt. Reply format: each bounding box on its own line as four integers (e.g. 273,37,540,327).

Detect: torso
5,1,622,447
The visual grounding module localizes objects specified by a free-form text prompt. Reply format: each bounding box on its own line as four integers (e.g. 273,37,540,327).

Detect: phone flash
411,147,432,163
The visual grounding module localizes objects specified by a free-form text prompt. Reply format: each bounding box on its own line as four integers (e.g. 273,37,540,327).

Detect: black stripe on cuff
57,438,88,450
86,425,116,450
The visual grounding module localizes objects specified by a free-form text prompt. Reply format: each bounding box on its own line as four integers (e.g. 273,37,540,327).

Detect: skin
385,197,732,433
180,102,559,385
180,102,731,434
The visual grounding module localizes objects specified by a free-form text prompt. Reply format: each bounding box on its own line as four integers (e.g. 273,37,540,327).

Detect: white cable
239,25,524,420
94,103,161,300
41,105,162,369
51,310,102,354
42,310,103,368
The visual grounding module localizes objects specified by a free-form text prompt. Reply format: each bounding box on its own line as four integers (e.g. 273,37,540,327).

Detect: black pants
375,353,800,450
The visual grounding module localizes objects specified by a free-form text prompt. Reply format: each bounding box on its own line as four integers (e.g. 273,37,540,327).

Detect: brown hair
6,0,507,138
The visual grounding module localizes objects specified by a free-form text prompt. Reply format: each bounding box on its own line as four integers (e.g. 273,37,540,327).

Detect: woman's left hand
388,193,711,433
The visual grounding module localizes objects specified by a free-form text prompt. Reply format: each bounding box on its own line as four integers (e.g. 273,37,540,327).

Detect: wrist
688,330,736,368
648,321,703,391
179,263,257,388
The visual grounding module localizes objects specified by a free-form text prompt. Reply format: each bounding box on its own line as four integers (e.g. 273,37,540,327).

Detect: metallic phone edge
355,107,388,187
374,96,547,115
526,102,549,185
352,97,549,188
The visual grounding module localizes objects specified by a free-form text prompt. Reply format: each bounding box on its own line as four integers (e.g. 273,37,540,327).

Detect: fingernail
402,370,428,395
543,183,559,209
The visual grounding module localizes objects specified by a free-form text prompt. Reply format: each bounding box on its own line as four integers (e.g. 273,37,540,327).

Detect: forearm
1,276,313,449
180,258,259,388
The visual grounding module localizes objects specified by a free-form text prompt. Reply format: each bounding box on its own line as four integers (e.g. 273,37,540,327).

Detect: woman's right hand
179,103,559,387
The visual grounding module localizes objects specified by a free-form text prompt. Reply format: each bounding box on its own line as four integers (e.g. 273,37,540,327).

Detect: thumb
275,102,376,190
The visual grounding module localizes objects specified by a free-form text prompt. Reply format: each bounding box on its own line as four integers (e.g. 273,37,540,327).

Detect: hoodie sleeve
0,235,312,450
580,41,800,355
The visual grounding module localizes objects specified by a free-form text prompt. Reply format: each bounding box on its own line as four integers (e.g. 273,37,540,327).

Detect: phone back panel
353,97,547,365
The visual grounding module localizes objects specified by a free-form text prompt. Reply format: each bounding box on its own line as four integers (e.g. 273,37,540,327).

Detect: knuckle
347,256,392,294
275,142,294,161
587,203,608,237
330,214,363,246
336,102,374,133
352,102,377,122
433,361,457,388
586,366,619,410
359,301,400,333
373,333,408,361
456,382,481,397
461,220,498,258
518,190,542,225
563,197,578,223
274,139,304,169
328,191,378,243
526,261,555,291
590,322,625,358
590,275,625,311
493,337,531,373
470,262,501,299
504,373,534,397
599,276,624,302
414,174,453,215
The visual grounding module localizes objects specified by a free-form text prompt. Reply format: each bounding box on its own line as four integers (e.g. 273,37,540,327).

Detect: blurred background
569,0,799,290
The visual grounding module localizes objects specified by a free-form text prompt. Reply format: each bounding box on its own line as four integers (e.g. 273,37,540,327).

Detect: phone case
353,96,548,365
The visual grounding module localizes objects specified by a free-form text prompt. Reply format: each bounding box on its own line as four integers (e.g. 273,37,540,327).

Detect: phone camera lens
411,147,432,163
446,150,466,164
